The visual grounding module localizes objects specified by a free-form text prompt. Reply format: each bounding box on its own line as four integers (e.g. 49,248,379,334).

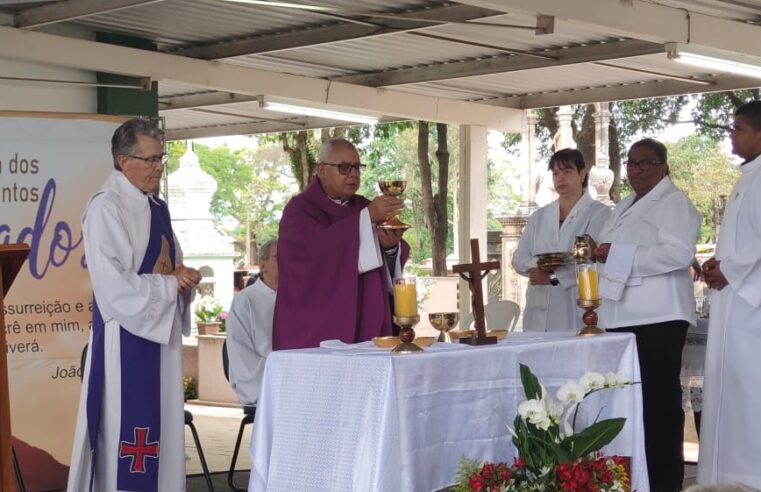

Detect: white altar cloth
249,332,647,492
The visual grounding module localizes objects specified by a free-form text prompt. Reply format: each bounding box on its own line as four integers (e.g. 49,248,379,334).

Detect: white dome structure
168,144,236,322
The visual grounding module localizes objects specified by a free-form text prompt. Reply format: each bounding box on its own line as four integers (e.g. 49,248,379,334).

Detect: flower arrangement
194,295,223,323
454,364,635,492
219,310,229,333
183,376,197,401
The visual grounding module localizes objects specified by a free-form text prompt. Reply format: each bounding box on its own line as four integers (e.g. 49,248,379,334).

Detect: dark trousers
608,321,688,492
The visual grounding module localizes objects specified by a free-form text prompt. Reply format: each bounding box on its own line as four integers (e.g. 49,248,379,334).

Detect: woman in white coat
594,138,701,492
512,148,611,332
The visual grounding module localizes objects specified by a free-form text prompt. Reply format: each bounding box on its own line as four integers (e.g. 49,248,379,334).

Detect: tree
532,98,687,202
280,131,317,190
418,121,450,276
693,90,761,141
165,140,297,261
667,135,740,243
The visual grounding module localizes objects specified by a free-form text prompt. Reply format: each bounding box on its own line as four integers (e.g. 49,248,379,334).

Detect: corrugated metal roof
6,0,757,136
652,0,761,20
71,0,451,48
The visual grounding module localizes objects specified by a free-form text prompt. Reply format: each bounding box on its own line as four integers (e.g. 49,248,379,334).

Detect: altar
248,332,648,492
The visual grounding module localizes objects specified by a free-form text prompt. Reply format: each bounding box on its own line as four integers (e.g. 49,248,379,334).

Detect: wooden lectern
0,244,30,492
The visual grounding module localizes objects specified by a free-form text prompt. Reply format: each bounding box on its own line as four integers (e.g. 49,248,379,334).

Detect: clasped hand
174,263,202,293
527,267,551,285
368,195,404,224
702,257,728,290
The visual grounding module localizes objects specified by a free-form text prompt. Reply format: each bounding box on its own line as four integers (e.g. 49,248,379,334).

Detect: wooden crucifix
452,239,500,345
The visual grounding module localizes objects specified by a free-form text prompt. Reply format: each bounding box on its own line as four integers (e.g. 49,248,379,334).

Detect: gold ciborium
377,180,410,230
574,235,605,336
429,312,458,343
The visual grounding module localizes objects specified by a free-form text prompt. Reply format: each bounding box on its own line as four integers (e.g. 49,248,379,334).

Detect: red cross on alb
119,426,160,473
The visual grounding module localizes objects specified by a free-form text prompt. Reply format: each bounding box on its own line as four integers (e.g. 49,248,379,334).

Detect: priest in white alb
67,119,201,492
699,101,761,488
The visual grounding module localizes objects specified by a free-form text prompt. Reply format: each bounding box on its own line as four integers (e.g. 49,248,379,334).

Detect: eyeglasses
321,162,366,175
125,153,169,165
624,158,662,171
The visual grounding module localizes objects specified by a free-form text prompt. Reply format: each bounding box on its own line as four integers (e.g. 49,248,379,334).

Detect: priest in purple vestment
273,138,410,350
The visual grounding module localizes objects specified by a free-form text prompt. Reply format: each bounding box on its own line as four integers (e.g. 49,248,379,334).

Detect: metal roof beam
489,74,761,109
457,0,761,60
159,91,259,110
173,4,503,59
165,115,400,140
0,25,520,130
335,39,663,87
15,0,165,29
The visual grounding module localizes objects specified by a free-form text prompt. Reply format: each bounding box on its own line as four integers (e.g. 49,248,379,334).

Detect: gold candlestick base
392,315,423,354
577,298,605,336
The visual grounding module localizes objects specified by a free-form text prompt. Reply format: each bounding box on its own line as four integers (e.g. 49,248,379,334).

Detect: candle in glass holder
576,265,599,301
394,277,417,317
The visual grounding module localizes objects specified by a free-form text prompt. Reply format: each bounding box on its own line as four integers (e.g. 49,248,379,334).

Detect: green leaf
519,363,542,400
564,418,626,460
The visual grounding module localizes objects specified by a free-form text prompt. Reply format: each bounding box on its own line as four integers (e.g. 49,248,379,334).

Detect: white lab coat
67,171,191,492
597,177,700,329
512,193,611,331
226,279,276,406
698,155,761,487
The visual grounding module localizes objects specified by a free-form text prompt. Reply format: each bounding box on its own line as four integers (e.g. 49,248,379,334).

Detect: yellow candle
394,281,417,317
577,269,599,301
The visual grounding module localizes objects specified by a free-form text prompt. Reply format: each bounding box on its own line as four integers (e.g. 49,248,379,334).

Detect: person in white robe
699,101,761,488
67,119,201,492
594,138,701,492
227,238,278,406
512,148,611,332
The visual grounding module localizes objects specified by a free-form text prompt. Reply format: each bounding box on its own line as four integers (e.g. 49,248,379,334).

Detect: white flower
517,399,551,429
545,397,565,420
604,372,627,388
556,380,586,404
579,372,606,392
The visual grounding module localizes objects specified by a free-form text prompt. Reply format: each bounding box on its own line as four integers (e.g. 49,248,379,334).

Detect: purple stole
87,197,174,492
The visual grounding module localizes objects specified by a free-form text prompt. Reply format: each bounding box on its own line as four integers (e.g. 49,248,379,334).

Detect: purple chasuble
273,179,409,350
87,197,174,492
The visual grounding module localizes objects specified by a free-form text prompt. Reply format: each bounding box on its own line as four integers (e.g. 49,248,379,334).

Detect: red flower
468,472,484,492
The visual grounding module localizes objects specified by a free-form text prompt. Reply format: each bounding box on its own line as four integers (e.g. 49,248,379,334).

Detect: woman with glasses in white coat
512,148,611,332
594,138,701,492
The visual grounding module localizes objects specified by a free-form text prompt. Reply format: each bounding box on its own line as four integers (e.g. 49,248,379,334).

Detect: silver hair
259,238,278,263
685,485,761,492
317,137,358,164
111,118,164,171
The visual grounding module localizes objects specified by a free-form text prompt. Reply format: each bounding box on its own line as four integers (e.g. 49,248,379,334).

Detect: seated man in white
226,238,278,406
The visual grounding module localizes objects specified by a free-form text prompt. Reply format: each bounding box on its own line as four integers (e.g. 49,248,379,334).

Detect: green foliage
194,296,223,322
692,90,760,141
488,155,523,223
183,376,197,401
611,97,686,158
667,134,740,242
452,456,485,492
166,139,297,260
519,363,542,400
358,122,457,266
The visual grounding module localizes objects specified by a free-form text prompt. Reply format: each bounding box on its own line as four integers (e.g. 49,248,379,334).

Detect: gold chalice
377,180,410,230
429,312,458,343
